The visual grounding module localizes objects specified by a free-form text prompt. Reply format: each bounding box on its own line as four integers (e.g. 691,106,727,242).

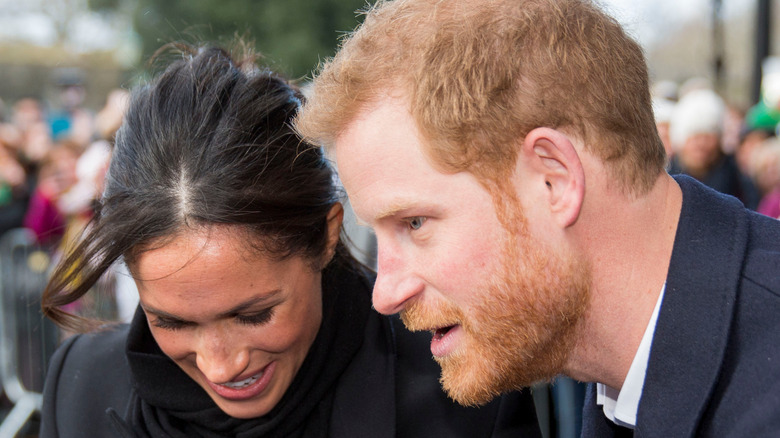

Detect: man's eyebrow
141,289,284,321
374,200,420,223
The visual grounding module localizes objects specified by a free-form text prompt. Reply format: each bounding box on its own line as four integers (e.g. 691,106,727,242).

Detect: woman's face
133,226,325,419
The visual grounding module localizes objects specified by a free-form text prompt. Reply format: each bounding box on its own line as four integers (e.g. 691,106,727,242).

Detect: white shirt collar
596,284,666,428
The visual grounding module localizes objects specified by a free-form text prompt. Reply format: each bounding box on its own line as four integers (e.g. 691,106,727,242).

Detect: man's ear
520,127,585,228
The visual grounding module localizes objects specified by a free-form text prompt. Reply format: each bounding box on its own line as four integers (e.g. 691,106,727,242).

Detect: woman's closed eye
149,307,275,331
236,308,275,326
151,316,192,331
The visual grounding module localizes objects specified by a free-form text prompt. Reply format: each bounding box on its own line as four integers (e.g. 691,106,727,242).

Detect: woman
39,45,540,437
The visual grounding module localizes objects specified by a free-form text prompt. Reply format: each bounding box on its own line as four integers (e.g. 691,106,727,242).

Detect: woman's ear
324,202,345,260
520,127,585,228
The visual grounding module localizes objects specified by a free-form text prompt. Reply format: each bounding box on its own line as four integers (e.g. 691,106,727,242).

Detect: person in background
735,126,773,177
651,97,675,161
23,140,79,247
56,89,127,226
11,97,53,170
53,88,133,324
39,43,539,437
737,99,779,177
48,68,93,148
87,88,139,324
296,0,780,435
0,97,52,236
750,138,780,218
650,80,678,162
668,88,761,209
0,99,32,235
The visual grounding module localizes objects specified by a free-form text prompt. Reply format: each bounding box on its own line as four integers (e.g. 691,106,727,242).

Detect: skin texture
334,94,590,405
132,217,342,419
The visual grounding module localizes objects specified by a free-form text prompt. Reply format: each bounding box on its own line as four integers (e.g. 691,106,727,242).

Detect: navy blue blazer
581,175,780,437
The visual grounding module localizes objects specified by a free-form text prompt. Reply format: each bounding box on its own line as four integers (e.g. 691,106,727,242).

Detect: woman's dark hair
42,44,354,331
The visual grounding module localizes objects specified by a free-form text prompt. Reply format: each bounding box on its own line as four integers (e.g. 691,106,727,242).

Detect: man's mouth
433,325,456,339
430,324,462,357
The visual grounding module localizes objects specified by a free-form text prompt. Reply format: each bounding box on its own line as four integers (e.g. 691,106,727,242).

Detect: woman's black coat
40,273,541,437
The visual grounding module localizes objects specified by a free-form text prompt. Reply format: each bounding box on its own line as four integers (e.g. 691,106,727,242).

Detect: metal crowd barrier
0,228,58,437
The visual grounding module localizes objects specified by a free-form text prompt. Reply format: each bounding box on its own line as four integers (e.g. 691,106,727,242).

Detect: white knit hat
669,88,725,152
652,97,675,124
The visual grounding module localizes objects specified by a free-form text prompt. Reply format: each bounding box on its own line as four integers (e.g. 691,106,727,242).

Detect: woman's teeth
222,372,262,389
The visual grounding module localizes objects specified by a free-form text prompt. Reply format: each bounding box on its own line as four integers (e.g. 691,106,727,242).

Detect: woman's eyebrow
141,289,284,320
217,289,283,317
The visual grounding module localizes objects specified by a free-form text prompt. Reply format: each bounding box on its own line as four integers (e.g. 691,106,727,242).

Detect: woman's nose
195,328,250,384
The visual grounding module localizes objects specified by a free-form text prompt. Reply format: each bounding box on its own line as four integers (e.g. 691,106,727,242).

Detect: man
296,0,780,435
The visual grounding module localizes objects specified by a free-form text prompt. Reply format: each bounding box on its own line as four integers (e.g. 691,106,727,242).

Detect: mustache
400,299,465,332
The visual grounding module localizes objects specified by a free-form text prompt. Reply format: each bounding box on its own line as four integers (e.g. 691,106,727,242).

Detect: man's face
334,94,590,405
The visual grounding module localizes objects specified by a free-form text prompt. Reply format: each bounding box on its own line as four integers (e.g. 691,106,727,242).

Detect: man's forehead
333,95,423,170
332,99,454,222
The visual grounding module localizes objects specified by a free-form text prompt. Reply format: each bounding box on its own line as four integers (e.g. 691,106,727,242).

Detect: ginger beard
401,198,591,406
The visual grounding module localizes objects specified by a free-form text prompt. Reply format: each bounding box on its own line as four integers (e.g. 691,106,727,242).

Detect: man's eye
407,217,427,230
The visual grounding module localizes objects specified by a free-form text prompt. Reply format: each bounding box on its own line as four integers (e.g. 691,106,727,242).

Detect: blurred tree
88,0,368,78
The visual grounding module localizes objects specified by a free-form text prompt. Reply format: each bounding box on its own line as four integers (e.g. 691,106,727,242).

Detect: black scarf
116,262,371,438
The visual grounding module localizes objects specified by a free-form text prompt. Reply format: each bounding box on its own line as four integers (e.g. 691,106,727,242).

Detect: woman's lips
206,361,276,401
221,373,261,389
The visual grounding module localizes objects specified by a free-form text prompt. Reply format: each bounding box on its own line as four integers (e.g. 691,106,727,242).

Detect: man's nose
372,243,423,315
195,327,249,384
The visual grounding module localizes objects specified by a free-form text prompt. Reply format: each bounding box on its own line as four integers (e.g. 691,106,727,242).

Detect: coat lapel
636,176,748,436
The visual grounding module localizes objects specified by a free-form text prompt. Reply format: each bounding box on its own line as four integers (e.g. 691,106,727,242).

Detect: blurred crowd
0,71,138,325
0,67,778,438
1,71,780,328
653,77,780,219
